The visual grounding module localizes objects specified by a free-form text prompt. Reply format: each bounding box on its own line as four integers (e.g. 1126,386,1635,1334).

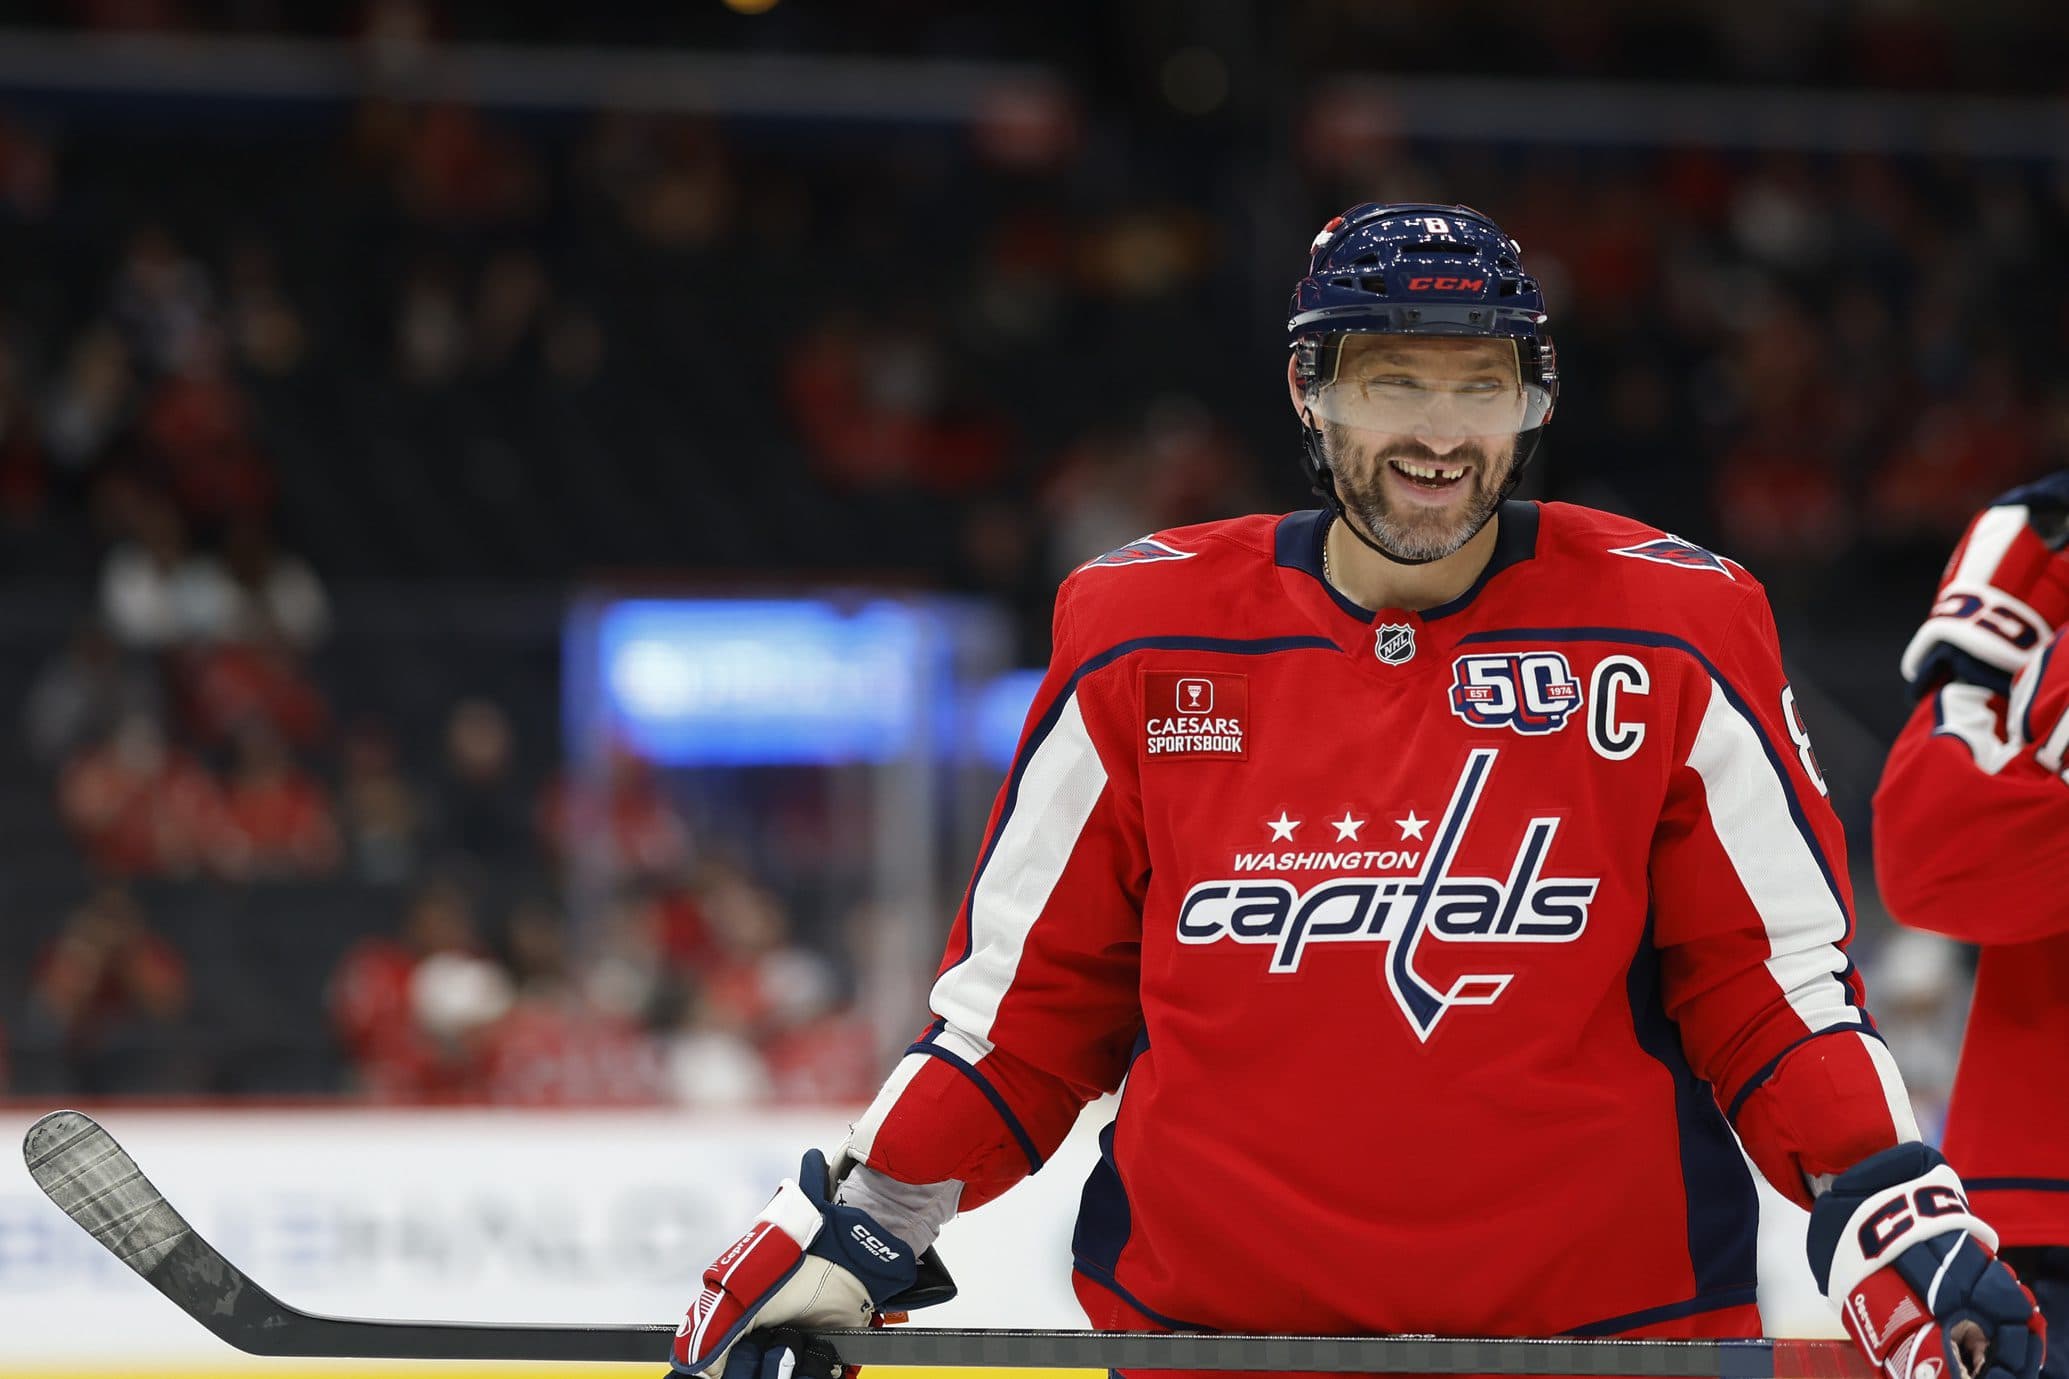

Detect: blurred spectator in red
537,745,689,880
394,105,541,226
1871,353,2042,540
579,885,675,1026
99,492,236,649
0,337,47,526
141,324,274,523
1042,400,1259,579
339,719,422,884
434,697,529,862
219,517,329,649
177,629,330,748
58,711,233,876
0,114,54,220
784,310,1008,495
663,985,767,1106
328,880,488,1101
1711,298,1854,564
763,1004,880,1104
220,724,341,879
18,887,193,1093
694,863,836,1039
457,897,665,1106
677,863,876,1103
22,621,163,765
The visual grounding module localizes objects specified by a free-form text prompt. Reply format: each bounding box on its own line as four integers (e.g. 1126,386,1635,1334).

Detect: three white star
1267,812,1300,841
1396,811,1427,841
1331,813,1365,841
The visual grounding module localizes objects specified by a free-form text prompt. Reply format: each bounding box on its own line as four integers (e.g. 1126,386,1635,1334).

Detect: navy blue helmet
1285,203,1559,564
1289,201,1557,435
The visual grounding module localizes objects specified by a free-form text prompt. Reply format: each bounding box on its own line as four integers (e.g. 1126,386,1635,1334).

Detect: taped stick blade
24,1109,196,1279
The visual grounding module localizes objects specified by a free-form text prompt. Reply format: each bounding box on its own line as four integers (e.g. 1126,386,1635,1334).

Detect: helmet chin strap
1301,414,1530,570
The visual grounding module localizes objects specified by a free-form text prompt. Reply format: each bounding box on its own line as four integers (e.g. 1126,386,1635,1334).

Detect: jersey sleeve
843,575,1147,1211
1647,587,1918,1209
1873,631,2069,946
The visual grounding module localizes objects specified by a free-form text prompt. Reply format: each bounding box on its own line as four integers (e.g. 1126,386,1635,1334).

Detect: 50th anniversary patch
1143,670,1248,759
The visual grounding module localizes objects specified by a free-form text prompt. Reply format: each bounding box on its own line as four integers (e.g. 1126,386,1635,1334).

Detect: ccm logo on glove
1860,1184,1973,1258
851,1225,902,1263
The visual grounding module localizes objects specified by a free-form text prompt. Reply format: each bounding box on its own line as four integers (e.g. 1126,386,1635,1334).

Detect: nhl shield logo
1374,622,1417,665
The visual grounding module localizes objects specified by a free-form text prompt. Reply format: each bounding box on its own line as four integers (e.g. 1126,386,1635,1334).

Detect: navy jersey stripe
1627,908,1761,1303
1970,1177,2069,1194
902,1037,1045,1175
945,633,1338,972
1564,1285,1761,1338
1724,1023,1890,1125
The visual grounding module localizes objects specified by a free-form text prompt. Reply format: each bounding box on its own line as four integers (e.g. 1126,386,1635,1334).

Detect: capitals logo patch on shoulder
1608,533,1738,579
1143,671,1247,759
1080,535,1195,571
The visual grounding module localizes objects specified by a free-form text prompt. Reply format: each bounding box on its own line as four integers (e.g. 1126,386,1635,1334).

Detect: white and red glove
1810,1144,2046,1379
1903,473,2069,695
670,1150,948,1379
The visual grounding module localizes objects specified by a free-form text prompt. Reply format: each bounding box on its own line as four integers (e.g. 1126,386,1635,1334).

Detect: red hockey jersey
852,501,1918,1340
1874,636,2069,1247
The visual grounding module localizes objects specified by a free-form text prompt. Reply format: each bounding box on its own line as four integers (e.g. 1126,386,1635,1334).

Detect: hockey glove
1810,1143,2045,1379
1903,472,2069,696
670,1149,951,1379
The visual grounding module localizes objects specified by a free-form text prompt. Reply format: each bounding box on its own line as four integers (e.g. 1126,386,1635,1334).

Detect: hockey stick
24,1109,1870,1375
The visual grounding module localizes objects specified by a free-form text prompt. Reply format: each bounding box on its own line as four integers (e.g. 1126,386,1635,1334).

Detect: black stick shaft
22,1110,1868,1375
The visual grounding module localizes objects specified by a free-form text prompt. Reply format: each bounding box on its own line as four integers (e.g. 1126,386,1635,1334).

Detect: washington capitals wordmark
1176,748,1598,1040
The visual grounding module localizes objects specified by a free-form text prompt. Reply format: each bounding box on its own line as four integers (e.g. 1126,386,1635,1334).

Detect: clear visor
1308,336,1551,438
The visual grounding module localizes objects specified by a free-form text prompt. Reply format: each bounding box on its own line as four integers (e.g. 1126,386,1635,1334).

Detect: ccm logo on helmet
1407,276,1486,292
1858,1185,1971,1259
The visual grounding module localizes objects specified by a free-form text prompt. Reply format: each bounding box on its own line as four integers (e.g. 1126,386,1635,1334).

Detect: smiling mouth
1389,458,1468,490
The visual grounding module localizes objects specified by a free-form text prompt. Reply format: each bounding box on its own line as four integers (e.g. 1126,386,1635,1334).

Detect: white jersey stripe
931,694,1109,1042
1686,679,1860,1035
930,1022,997,1066
1949,505,2028,587
1932,683,2022,774
1860,1032,1923,1144
847,1051,930,1165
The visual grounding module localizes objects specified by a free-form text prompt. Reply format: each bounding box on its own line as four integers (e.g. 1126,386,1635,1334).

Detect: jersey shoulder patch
1607,533,1739,580
1077,535,1197,571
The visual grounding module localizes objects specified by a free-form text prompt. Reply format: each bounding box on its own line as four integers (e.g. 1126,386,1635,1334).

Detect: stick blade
24,1109,197,1280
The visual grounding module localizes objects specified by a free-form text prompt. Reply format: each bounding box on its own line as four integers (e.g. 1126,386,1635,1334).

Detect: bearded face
1307,335,1526,562
1322,420,1518,563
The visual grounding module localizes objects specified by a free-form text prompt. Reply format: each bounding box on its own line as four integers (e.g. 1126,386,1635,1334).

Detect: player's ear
1286,351,1307,418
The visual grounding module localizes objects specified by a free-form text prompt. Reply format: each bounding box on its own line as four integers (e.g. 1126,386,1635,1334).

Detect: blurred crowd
0,1,2064,1116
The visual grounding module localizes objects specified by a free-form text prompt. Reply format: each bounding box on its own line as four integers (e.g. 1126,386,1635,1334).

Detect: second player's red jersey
851,501,1917,1340
1875,635,2069,1247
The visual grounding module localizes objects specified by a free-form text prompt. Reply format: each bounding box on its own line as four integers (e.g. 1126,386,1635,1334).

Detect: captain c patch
1143,671,1248,759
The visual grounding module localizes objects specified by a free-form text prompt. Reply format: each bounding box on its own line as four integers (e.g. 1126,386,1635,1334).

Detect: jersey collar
1273,500,1540,630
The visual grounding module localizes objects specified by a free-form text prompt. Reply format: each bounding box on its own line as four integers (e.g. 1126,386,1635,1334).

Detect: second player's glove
1903,472,2069,695
669,1149,952,1379
1810,1143,2045,1379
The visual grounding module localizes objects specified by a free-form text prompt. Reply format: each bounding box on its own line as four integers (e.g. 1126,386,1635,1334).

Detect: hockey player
670,204,2045,1379
1873,473,2069,1379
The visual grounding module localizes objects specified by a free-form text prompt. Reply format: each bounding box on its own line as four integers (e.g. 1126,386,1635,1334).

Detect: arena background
1,1,2063,1375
